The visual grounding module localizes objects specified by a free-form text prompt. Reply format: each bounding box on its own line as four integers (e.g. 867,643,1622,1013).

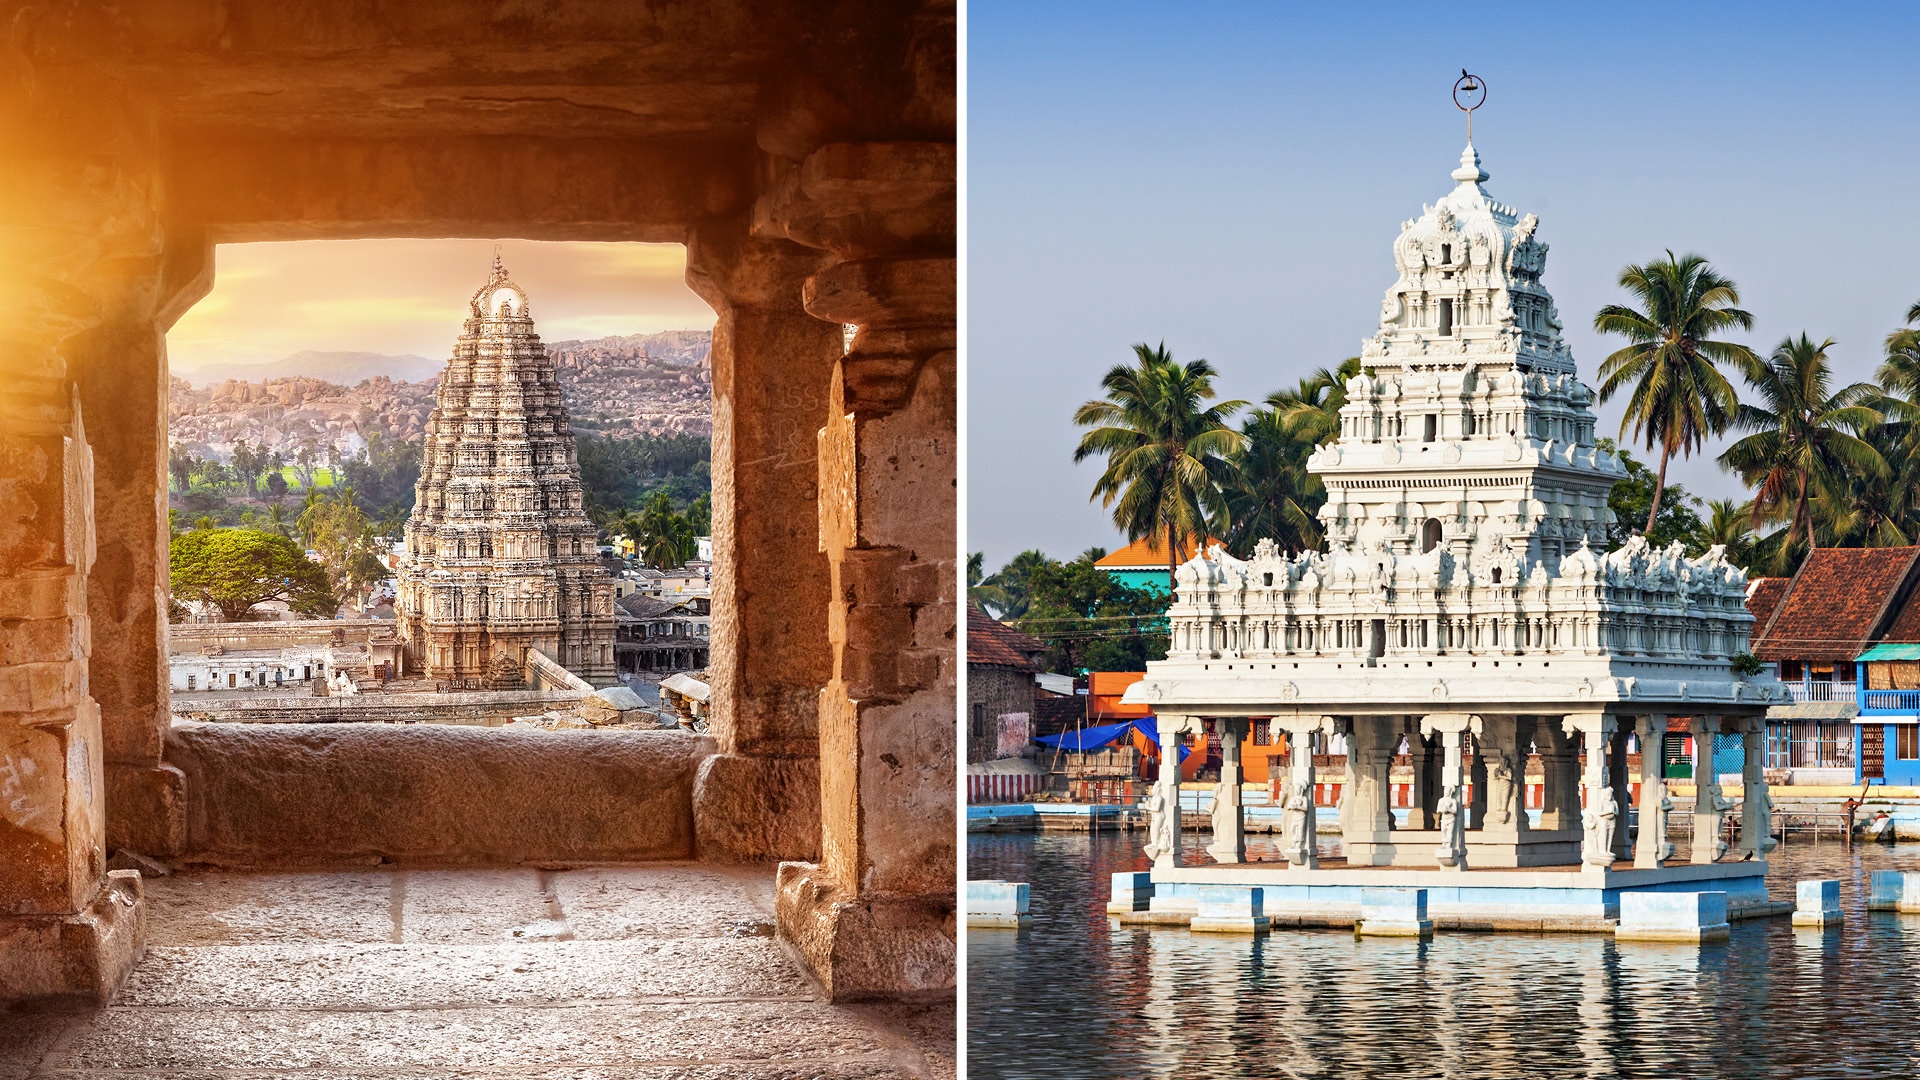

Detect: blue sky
968,2,1920,568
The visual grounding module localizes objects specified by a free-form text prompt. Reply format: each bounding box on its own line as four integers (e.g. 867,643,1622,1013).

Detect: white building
170,645,329,693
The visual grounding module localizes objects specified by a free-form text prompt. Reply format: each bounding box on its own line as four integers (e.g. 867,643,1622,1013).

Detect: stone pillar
1143,715,1192,869
1691,715,1730,863
1273,716,1328,869
1207,718,1247,865
1475,714,1530,844
1634,714,1672,868
1738,715,1776,860
1467,732,1488,830
1340,716,1396,864
684,229,837,864
1563,713,1619,869
1420,713,1478,869
1407,726,1441,830
1536,717,1582,831
1608,724,1632,861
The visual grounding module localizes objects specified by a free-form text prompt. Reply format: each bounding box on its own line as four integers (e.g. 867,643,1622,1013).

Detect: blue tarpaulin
1033,717,1190,762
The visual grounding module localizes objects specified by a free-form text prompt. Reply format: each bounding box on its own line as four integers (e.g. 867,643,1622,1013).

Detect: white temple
1115,142,1793,931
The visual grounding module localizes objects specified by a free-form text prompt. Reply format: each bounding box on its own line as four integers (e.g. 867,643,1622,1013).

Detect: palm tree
1220,405,1323,557
1073,343,1246,594
1270,357,1363,448
266,503,291,538
967,553,1010,615
981,549,1052,619
1692,497,1758,566
1718,334,1886,558
1592,252,1753,534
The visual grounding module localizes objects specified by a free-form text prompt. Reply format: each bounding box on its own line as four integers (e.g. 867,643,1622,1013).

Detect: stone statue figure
1696,781,1734,862
1280,776,1315,866
1142,771,1177,867
1485,749,1514,828
1581,783,1617,866
1434,784,1466,868
1745,783,1778,856
1654,790,1675,862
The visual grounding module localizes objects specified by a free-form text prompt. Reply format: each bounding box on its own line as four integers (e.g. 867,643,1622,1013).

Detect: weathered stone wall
166,620,393,654
968,666,1036,764
172,692,586,726
165,723,713,866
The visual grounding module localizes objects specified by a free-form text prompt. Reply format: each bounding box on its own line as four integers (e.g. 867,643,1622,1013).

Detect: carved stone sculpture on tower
397,257,617,686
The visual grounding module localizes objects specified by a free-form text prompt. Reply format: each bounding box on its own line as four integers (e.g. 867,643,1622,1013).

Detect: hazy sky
167,238,716,377
969,1,1920,569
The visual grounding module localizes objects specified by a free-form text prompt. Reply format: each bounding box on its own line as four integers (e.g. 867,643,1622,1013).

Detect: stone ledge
0,869,145,1004
165,721,715,867
105,761,186,857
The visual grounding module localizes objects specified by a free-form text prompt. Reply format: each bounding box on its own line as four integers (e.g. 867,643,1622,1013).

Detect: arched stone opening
0,0,954,1013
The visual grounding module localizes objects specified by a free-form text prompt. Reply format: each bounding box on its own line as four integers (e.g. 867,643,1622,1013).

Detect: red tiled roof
1880,576,1920,644
966,605,1044,671
1751,547,1920,662
1744,577,1788,639
1093,534,1223,569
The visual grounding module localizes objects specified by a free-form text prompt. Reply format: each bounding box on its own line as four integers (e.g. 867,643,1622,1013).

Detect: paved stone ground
0,865,954,1079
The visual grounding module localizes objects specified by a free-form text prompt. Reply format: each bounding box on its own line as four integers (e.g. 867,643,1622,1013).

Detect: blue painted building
1856,643,1920,786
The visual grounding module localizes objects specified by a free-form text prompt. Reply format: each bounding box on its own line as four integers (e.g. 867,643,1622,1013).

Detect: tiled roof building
1750,548,1920,663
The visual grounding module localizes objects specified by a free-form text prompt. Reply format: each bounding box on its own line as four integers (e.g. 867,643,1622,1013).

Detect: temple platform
1111,858,1791,933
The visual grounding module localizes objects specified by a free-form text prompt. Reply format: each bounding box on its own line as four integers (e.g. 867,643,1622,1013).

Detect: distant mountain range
173,350,442,387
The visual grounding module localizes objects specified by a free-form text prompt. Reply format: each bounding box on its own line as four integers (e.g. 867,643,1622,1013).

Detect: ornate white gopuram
1116,140,1792,931
397,257,616,687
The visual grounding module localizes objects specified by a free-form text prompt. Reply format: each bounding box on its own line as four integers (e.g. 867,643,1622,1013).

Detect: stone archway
0,0,953,1006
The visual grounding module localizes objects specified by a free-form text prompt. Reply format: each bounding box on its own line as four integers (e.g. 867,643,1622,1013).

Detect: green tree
1600,439,1703,551
298,493,375,592
170,527,337,621
168,444,197,494
1690,497,1758,568
980,549,1053,619
1718,334,1885,559
967,552,1010,615
1592,252,1753,534
1220,404,1323,557
1073,343,1246,594
1015,553,1169,675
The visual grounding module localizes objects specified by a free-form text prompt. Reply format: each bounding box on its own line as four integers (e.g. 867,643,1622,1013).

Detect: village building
168,645,329,693
396,259,617,687
1114,138,1789,930
613,593,711,674
966,606,1045,763
1094,535,1221,596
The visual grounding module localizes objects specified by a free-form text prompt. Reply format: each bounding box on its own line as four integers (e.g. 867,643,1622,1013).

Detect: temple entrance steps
0,865,953,1077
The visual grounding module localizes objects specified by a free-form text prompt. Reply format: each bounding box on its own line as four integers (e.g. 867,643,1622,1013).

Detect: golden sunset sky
167,239,716,379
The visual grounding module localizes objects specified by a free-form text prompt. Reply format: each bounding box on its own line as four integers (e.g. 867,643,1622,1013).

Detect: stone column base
106,761,187,857
693,754,821,862
775,862,954,1002
0,870,146,1004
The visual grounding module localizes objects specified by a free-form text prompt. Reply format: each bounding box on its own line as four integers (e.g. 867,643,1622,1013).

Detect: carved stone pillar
1468,731,1488,831
1475,714,1530,844
1535,718,1582,831
684,228,837,864
1207,718,1248,865
1407,727,1442,830
1339,716,1397,865
1563,713,1619,868
1143,715,1194,869
1691,715,1730,863
1273,716,1330,869
1634,714,1672,868
1608,724,1633,861
1738,715,1776,860
1420,713,1479,870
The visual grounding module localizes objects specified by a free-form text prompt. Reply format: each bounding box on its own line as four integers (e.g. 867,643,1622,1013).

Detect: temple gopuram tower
397,257,616,686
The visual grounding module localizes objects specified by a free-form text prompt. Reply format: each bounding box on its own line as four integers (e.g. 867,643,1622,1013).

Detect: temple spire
1452,142,1488,186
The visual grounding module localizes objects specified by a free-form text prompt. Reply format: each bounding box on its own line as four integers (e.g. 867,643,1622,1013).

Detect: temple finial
489,245,507,283
1452,142,1489,185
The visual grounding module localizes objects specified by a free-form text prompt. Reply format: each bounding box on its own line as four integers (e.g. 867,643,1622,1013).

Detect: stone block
1190,885,1268,934
0,868,144,1004
692,753,821,862
1358,887,1433,939
1870,869,1904,910
1615,890,1730,943
775,861,955,1002
1792,879,1842,927
105,761,186,858
966,880,1029,929
1106,871,1153,915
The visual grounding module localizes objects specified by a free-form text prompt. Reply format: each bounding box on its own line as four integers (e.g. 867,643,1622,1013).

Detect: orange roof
1093,535,1223,569
1087,670,1150,719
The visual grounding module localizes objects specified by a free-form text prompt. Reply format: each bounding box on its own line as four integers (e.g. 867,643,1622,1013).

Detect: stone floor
0,865,954,1079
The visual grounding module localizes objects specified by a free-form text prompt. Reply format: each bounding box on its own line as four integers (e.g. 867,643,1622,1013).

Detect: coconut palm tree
981,549,1052,619
1073,343,1246,594
1718,334,1886,561
1270,357,1363,448
967,553,1010,616
1592,252,1753,534
1219,405,1323,557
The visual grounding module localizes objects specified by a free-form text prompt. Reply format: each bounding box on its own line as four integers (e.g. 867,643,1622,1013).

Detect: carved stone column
1535,718,1582,831
1273,716,1331,869
1563,712,1619,868
1407,726,1442,830
1468,731,1488,831
1475,714,1530,844
1738,715,1776,860
1340,716,1397,865
1691,715,1729,863
1143,715,1195,869
1634,714,1672,868
1420,713,1479,869
1207,718,1248,865
1608,724,1633,861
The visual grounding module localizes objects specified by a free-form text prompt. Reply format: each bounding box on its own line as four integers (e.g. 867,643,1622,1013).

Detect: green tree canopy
1013,552,1168,675
170,527,337,621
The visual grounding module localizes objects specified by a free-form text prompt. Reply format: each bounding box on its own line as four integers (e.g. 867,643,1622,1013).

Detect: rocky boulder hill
169,330,713,456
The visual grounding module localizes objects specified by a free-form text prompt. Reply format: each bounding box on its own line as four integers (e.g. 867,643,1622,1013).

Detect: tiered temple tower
397,257,615,686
